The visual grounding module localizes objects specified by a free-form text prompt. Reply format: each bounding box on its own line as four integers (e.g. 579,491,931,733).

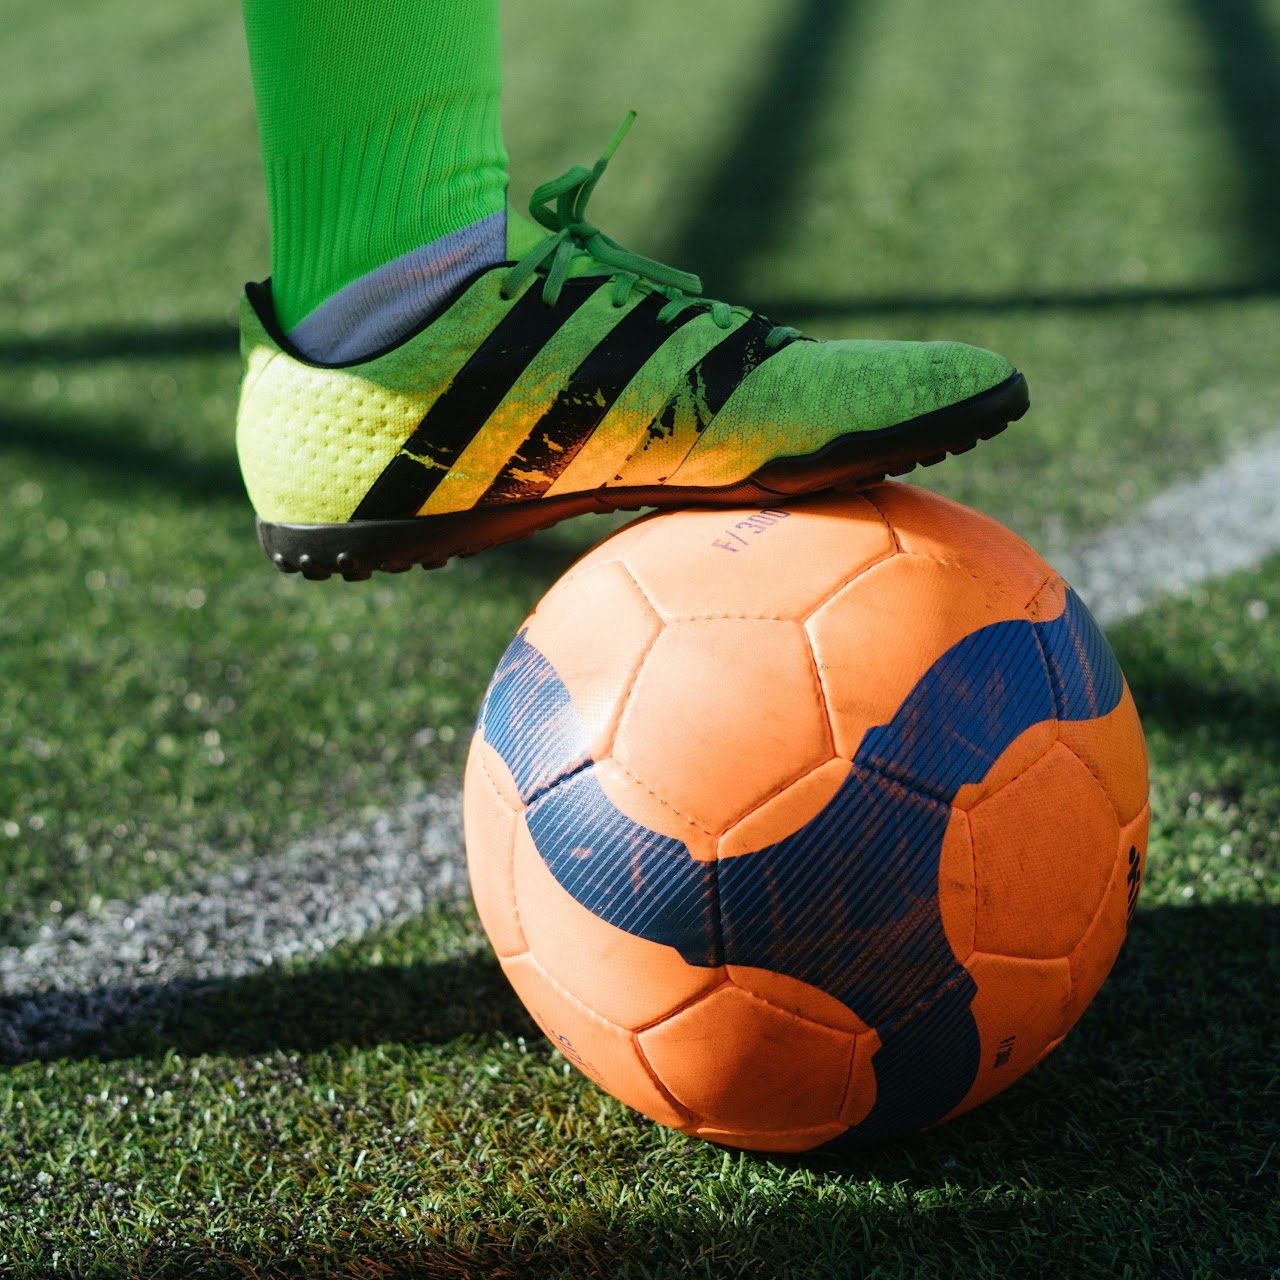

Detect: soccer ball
463,484,1149,1152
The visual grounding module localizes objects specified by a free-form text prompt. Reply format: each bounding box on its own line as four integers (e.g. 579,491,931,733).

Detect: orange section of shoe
861,482,1052,610
522,560,664,762
1067,804,1150,1028
637,983,854,1135
1057,684,1150,826
969,742,1120,959
617,493,896,622
462,737,526,959
808,553,1030,763
943,952,1072,1123
614,619,833,835
717,758,850,860
511,805,722,1030
500,952,692,1130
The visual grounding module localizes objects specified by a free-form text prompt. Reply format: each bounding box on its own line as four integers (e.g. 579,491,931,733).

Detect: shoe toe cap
786,337,1018,427
673,337,1018,481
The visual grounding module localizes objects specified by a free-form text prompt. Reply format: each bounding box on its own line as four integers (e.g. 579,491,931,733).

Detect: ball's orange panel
592,756,719,863
614,619,833,835
522,560,664,762
718,757,849,860
970,742,1120,959
468,723,523,809
637,982,854,1133
951,721,1058,812
500,951,692,1129
618,492,895,622
808,553,1029,762
463,738,527,960
1024,572,1067,623
945,952,1071,1121
691,1120,849,1154
724,963,870,1035
862,482,1051,609
542,511,663,596
1067,803,1150,1028
938,807,976,965
1057,683,1149,826
839,1028,883,1129
511,804,723,1029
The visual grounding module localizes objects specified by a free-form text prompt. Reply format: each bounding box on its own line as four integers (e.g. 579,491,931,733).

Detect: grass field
1,0,1278,1274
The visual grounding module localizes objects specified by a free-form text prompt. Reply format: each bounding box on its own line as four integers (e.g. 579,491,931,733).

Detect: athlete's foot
237,115,1029,580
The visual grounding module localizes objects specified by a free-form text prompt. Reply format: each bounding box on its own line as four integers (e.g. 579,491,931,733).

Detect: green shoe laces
501,114,800,349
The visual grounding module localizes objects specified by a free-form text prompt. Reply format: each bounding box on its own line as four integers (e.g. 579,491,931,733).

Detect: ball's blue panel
479,589,1122,1142
479,630,592,802
1040,590,1125,717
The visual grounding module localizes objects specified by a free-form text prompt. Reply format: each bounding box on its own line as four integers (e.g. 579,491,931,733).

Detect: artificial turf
2,556,1278,1277
1,0,1278,1274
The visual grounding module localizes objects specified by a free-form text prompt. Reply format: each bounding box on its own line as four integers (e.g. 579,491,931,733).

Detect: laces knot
504,113,795,343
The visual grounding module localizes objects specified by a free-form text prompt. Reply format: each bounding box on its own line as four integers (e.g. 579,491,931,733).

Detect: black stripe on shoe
351,278,599,521
639,315,792,461
478,294,697,505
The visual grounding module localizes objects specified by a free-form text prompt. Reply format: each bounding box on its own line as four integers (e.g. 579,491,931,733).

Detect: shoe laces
501,113,800,349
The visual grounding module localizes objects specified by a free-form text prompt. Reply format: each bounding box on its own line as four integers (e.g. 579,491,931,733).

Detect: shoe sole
258,371,1029,581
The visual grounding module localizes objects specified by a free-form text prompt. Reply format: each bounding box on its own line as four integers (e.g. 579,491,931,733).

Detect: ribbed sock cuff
264,91,507,331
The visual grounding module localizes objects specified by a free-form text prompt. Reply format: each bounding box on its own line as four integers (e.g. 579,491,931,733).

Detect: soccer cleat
237,116,1029,580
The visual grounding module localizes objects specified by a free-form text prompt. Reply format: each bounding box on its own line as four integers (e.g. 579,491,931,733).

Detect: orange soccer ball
464,484,1149,1152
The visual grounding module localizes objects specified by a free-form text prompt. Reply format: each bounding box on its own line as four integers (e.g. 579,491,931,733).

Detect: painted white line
3,434,1279,1061
0,788,466,1061
1049,431,1280,626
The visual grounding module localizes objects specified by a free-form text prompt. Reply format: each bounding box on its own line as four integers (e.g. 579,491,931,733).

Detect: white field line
2,434,1279,1061
0,790,465,1061
1051,431,1280,627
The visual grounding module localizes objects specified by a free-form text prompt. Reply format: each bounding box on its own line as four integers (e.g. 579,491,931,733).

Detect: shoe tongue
505,205,547,259
505,202,619,282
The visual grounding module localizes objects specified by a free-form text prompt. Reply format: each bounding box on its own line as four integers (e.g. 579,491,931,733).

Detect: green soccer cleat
237,116,1029,580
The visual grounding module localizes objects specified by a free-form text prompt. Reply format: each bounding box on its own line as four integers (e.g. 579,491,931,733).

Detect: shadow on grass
1184,0,1280,284
8,900,1277,1132
1,407,246,502
136,945,537,1060
0,941,535,1068
665,0,865,299
1126,670,1280,770
1109,605,1280,768
0,323,238,365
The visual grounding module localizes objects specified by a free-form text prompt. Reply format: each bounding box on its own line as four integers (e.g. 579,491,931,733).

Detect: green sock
241,0,508,332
